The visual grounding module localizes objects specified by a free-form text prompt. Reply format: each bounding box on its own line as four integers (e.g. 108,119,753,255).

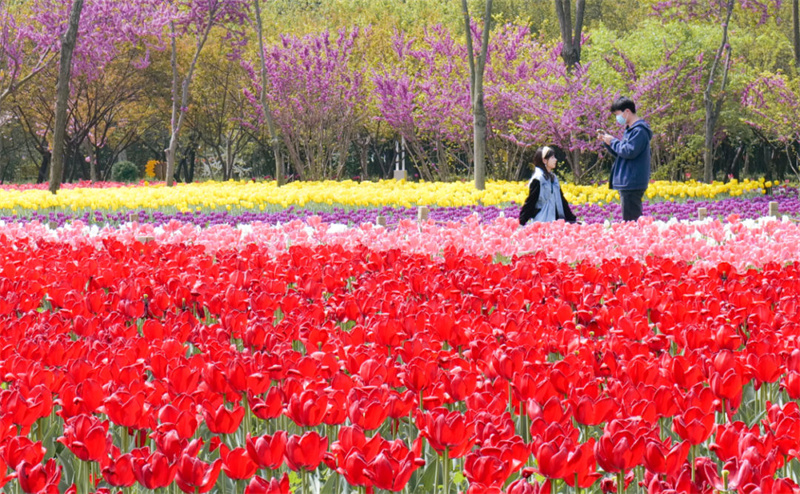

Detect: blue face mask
616,113,627,125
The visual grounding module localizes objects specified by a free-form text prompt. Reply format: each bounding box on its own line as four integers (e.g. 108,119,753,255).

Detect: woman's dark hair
610,96,636,114
532,146,556,181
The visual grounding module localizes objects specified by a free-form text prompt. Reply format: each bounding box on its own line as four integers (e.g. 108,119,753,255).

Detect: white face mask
616,113,627,125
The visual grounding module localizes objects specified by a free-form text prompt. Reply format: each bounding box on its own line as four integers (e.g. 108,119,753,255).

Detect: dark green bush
111,160,140,183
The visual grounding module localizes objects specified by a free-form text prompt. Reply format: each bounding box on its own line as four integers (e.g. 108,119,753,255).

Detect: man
597,97,652,222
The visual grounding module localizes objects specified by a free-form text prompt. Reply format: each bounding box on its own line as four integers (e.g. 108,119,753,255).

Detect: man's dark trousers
619,189,646,221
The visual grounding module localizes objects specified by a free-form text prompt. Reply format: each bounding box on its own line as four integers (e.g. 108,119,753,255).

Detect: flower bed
1,217,800,493
1,188,796,228
0,178,777,212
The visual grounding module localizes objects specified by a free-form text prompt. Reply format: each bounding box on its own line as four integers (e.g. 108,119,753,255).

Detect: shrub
111,160,140,183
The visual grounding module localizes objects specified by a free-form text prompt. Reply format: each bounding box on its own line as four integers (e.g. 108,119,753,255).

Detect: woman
519,146,577,225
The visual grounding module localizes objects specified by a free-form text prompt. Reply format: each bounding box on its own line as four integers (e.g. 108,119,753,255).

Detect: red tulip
323,389,348,426
782,372,800,399
348,396,389,430
563,438,602,489
709,422,750,462
652,386,682,418
102,453,137,487
401,357,440,394
448,369,478,402
16,459,61,494
176,454,222,493
132,451,177,490
534,441,568,480
250,387,284,420
157,403,198,439
366,441,423,491
464,449,510,489
285,431,328,471
673,407,715,445
594,419,649,472
151,429,187,463
643,439,689,477
747,352,783,386
244,473,291,494
507,477,549,494
1,437,46,470
104,390,148,429
286,389,328,427
57,414,110,462
220,444,259,480
386,390,416,420
338,450,370,487
0,456,14,489
671,355,705,389
0,388,51,430
416,407,476,458
201,401,244,434
246,431,287,470
710,367,743,409
474,411,516,447
574,395,616,426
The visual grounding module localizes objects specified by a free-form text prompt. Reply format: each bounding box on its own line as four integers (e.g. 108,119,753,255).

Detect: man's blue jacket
604,119,652,191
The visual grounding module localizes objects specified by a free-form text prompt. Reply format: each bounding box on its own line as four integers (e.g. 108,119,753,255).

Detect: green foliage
110,160,141,183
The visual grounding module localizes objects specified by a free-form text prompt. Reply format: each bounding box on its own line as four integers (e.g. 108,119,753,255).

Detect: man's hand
596,130,614,146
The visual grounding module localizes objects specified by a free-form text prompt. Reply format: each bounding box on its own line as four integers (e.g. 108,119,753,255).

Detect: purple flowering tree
373,26,472,181
164,0,250,187
505,43,613,181
461,0,493,189
25,0,171,191
742,73,800,180
250,0,284,185
0,4,56,112
374,23,614,182
652,0,782,183
246,27,367,181
601,42,706,177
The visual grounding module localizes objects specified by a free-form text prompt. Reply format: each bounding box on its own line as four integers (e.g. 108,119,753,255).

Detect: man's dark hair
610,97,636,114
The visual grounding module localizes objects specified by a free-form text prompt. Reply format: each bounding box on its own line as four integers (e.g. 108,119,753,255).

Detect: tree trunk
554,0,586,70
462,0,493,190
254,0,285,185
90,145,99,182
49,0,83,194
794,0,800,67
166,21,212,186
37,151,51,183
703,0,734,184
703,104,718,184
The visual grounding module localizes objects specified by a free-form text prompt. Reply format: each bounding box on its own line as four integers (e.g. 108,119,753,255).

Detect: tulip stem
617,469,624,494
443,447,450,494
244,394,251,440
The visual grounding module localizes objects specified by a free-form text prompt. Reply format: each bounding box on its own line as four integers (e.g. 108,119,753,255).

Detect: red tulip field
1,218,800,494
